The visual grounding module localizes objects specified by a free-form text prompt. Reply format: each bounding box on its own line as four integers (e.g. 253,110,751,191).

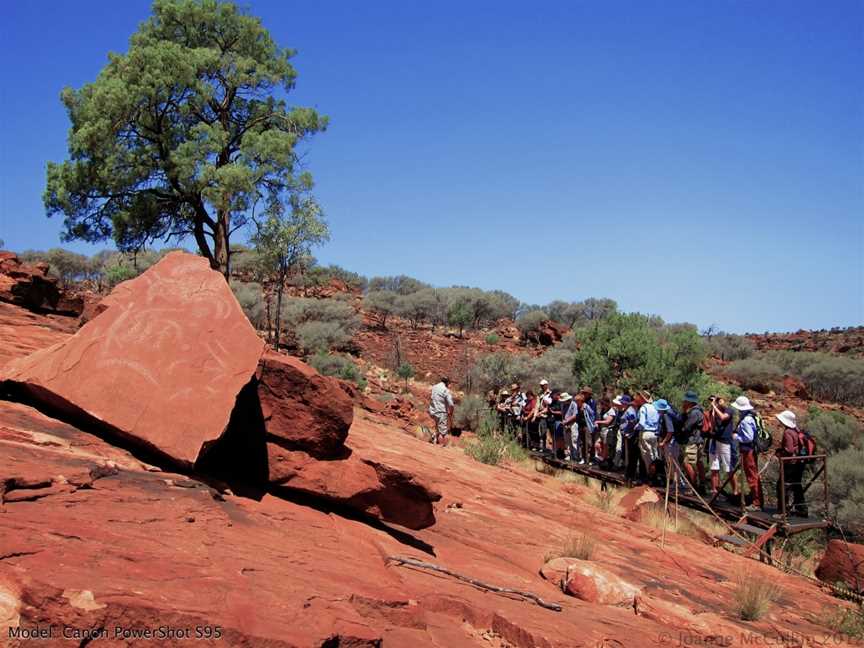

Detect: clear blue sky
1,1,862,333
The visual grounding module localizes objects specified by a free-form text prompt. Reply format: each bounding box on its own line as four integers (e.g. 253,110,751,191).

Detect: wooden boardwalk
529,450,831,537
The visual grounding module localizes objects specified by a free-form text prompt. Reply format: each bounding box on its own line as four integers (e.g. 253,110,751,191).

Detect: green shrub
722,357,784,393
368,275,430,295
281,297,359,354
395,289,440,329
453,394,488,431
705,333,756,361
364,290,399,329
463,418,528,466
308,353,367,389
516,310,548,336
827,446,864,535
803,407,860,454
733,575,781,621
825,606,864,640
484,333,500,345
295,321,353,354
396,362,415,391
766,351,864,406
229,280,266,329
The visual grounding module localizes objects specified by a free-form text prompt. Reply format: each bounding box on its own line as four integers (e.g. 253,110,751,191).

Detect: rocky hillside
1,251,861,646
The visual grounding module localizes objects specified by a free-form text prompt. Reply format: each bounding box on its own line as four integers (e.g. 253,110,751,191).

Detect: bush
803,407,860,454
733,574,781,621
571,312,708,398
766,351,864,406
395,289,440,329
453,394,488,432
827,445,864,535
308,353,367,389
516,310,548,336
368,275,429,295
230,280,266,328
447,300,472,337
364,290,399,329
396,362,415,391
484,333,500,345
295,321,353,355
722,357,784,393
705,333,756,361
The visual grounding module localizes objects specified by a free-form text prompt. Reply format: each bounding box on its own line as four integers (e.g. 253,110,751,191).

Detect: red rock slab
1,252,264,467
257,351,352,459
815,539,864,593
0,301,75,367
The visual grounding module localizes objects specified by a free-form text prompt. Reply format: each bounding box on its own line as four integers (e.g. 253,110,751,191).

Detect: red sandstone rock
616,485,660,517
257,351,352,458
562,561,641,606
524,319,569,347
1,252,263,467
0,251,82,315
782,374,809,399
815,540,864,593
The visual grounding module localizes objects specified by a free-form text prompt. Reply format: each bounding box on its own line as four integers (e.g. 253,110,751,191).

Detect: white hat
612,395,624,406
775,410,798,429
731,395,754,411
559,392,573,402
539,379,549,386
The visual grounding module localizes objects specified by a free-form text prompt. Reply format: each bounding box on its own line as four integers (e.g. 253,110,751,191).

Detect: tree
364,290,399,329
44,0,327,277
397,362,415,392
252,198,329,348
447,301,472,338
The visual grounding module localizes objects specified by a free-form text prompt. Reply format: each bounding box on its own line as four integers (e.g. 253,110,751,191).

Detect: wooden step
715,534,748,547
732,523,771,536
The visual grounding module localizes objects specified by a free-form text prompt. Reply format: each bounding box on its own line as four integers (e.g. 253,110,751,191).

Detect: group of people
489,380,814,516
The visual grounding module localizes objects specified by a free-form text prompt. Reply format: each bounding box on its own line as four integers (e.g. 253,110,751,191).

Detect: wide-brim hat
654,399,670,411
612,395,624,406
775,410,797,428
500,390,510,396
638,390,653,403
732,395,754,411
559,392,573,402
539,379,549,386
683,390,700,404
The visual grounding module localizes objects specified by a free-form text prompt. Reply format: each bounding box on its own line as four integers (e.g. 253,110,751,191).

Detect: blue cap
619,395,633,405
654,399,670,411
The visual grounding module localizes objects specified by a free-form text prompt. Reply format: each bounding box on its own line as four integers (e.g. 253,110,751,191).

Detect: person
428,377,455,446
654,398,679,484
495,390,511,433
607,396,626,468
554,392,573,459
538,379,552,452
708,396,739,499
509,383,526,442
562,392,580,462
731,395,763,511
618,395,640,481
581,386,597,421
522,389,541,450
594,396,615,465
546,389,564,457
678,390,706,492
775,410,808,517
634,391,660,482
576,391,597,464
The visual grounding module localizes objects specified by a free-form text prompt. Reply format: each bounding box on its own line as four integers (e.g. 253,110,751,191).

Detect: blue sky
1,0,861,333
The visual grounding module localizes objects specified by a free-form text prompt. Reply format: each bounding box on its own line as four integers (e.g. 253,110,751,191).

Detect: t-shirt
636,403,659,433
600,407,617,431
548,399,563,420
564,401,580,426
429,382,454,416
620,406,638,437
713,406,734,444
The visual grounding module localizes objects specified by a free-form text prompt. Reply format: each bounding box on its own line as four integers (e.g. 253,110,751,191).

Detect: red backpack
797,430,817,458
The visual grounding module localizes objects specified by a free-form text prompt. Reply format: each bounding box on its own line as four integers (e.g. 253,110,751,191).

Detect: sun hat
612,395,624,406
559,392,573,402
731,395,754,411
539,379,549,386
654,399,670,412
683,390,700,404
775,410,798,429
500,390,510,396
638,390,653,403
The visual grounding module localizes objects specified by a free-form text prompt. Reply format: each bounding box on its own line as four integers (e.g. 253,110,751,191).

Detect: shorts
431,413,449,439
710,441,732,472
683,443,701,465
639,431,659,463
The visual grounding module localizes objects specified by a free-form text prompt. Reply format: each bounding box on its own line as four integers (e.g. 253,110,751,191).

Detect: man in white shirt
428,377,455,446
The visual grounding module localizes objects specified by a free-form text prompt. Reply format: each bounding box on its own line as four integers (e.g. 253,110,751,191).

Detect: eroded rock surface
1,252,264,467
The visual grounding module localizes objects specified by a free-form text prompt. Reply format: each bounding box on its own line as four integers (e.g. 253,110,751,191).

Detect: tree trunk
214,211,230,279
274,262,286,349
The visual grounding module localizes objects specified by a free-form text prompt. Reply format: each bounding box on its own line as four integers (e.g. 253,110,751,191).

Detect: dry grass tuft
733,573,781,621
544,533,597,562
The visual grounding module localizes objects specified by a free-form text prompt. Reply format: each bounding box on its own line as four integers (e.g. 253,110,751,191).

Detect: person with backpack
709,396,739,500
678,390,706,493
618,395,641,482
775,410,812,517
655,398,679,485
731,395,763,511
634,391,660,483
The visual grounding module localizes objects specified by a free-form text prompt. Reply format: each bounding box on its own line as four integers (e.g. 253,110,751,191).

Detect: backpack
754,413,772,453
797,430,817,459
701,408,715,437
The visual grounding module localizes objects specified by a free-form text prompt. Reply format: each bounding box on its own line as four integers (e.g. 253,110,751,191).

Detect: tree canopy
44,0,326,277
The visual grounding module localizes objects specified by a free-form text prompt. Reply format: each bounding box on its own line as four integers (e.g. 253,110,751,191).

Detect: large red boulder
816,540,864,593
0,251,82,315
257,351,352,458
1,252,264,467
525,319,569,346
